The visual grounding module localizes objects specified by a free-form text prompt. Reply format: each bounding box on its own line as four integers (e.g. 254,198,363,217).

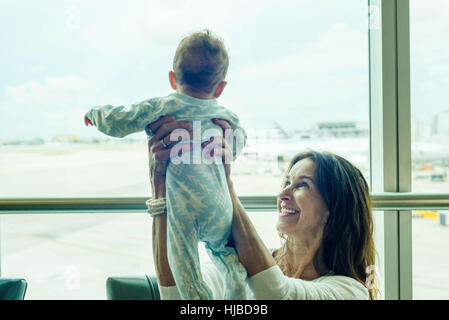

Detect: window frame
369,0,412,299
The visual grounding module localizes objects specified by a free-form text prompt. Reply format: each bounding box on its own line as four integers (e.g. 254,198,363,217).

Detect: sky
0,0,447,140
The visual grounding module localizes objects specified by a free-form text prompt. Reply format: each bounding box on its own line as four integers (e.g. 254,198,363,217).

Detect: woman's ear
169,71,177,90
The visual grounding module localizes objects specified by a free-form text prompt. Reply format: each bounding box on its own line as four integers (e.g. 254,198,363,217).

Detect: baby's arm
85,99,160,138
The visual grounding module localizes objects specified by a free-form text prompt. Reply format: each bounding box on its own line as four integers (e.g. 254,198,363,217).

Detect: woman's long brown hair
275,151,379,300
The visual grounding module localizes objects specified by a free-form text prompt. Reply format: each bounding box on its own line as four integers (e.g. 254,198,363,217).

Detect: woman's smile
280,204,300,217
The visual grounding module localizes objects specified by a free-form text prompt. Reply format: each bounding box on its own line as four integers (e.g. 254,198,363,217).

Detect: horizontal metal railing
0,196,277,213
371,193,449,211
0,193,448,214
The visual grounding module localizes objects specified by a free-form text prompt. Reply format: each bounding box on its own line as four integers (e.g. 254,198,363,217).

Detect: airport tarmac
1,143,448,299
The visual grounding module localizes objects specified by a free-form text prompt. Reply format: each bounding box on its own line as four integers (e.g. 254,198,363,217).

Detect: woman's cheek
293,191,303,203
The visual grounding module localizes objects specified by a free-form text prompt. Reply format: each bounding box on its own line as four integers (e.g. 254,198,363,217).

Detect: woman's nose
278,190,291,201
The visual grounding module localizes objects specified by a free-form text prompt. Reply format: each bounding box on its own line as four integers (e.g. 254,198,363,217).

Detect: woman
148,116,378,300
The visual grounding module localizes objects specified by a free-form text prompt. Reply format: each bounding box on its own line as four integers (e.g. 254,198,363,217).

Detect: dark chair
106,275,160,300
0,278,27,300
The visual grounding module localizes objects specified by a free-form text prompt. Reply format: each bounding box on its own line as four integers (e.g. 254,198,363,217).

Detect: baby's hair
173,29,229,94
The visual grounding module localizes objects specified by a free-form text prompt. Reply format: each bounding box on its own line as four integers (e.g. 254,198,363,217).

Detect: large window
0,0,372,299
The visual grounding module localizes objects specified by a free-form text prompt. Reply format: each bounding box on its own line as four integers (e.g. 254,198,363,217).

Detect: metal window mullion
396,0,412,300
369,0,397,300
0,217,2,277
369,0,412,300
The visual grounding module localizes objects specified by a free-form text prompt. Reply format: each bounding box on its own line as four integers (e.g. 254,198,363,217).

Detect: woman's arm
210,119,277,277
227,179,277,277
151,176,175,287
147,116,192,287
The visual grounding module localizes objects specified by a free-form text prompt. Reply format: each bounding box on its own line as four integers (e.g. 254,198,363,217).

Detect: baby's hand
84,114,93,126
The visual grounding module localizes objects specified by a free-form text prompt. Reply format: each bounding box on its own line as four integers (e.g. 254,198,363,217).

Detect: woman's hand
147,115,192,198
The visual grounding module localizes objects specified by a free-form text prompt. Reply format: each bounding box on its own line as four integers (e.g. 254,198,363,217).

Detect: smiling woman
274,151,378,300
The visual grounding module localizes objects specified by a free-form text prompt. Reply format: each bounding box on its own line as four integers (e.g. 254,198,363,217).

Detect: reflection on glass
0,0,369,197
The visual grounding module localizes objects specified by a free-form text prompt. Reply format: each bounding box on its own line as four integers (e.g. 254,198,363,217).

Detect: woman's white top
159,262,370,300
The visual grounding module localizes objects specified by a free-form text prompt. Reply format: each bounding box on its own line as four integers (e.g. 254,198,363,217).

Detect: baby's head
170,29,229,99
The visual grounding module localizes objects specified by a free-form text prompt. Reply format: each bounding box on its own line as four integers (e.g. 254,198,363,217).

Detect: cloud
2,75,100,108
72,0,273,56
231,23,367,80
222,23,369,129
0,75,101,139
410,0,449,52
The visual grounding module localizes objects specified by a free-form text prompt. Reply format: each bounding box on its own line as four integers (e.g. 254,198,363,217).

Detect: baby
84,30,247,300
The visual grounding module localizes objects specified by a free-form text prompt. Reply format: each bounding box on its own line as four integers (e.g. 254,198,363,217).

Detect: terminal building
316,121,369,138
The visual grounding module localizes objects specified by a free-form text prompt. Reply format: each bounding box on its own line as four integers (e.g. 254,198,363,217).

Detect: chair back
0,278,27,300
106,275,160,300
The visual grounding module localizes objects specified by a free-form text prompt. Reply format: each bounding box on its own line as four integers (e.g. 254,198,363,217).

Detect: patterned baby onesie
87,92,248,299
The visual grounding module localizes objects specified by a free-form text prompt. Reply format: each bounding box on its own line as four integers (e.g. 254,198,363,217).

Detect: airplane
412,142,449,167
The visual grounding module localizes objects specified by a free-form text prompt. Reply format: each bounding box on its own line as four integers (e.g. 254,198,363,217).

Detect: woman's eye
296,182,309,189
285,180,309,189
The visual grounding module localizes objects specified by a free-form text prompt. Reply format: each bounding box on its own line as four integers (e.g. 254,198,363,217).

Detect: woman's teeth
280,208,300,216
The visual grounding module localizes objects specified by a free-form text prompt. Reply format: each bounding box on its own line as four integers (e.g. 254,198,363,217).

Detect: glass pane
372,210,385,300
412,212,449,299
410,0,449,193
1,213,154,299
410,0,449,300
1,211,278,299
0,0,370,197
